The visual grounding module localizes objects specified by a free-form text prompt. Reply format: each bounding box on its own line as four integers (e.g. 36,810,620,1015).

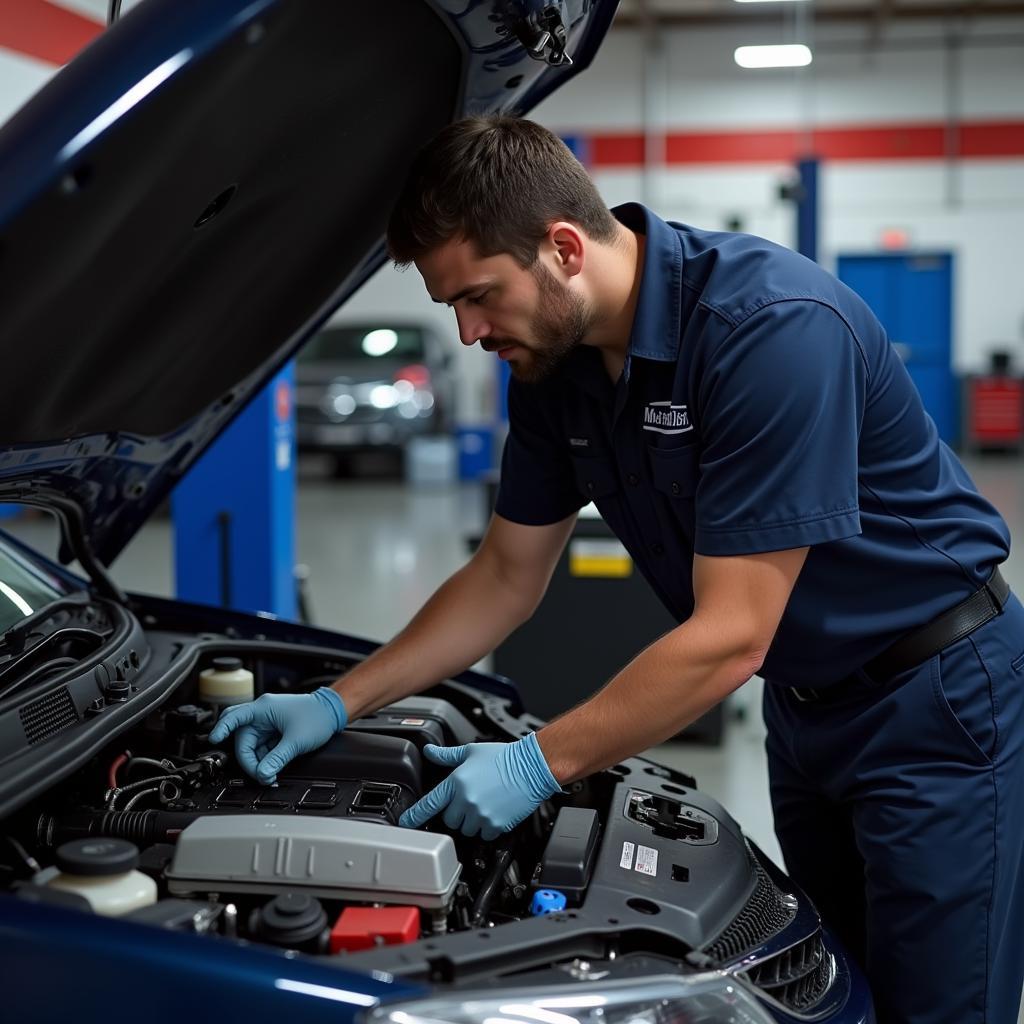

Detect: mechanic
210,116,1024,1023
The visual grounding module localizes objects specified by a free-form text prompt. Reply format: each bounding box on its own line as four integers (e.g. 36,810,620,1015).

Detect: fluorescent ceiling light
734,44,812,68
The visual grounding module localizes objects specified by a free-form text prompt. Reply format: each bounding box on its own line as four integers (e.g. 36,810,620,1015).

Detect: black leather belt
789,566,1011,704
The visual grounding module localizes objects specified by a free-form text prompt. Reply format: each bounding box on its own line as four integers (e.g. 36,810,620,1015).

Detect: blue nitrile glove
399,733,561,840
207,687,348,785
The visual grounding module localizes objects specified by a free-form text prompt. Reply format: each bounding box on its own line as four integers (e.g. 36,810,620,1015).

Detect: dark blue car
0,1,873,1021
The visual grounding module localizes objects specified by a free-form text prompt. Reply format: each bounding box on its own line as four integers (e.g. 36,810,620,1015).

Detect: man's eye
467,291,489,306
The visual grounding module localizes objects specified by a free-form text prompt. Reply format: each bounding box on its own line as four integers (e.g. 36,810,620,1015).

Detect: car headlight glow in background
363,329,400,357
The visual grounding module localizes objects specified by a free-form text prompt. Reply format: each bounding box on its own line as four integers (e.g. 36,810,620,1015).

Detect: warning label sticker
620,841,635,870
635,845,658,876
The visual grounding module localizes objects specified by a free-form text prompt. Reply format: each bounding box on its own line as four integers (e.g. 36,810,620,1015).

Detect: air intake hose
37,809,201,849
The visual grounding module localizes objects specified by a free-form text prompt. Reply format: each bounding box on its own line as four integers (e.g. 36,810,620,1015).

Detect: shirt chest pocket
648,444,699,499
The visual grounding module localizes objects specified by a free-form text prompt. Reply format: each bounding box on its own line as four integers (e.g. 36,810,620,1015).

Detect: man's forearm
332,554,538,720
537,615,765,784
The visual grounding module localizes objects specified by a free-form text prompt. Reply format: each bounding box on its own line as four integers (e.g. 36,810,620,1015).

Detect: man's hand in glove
398,733,561,840
208,687,348,785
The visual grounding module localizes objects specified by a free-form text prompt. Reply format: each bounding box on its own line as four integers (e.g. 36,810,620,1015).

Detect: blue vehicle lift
172,364,298,620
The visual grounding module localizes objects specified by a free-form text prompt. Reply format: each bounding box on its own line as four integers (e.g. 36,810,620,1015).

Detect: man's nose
456,311,490,347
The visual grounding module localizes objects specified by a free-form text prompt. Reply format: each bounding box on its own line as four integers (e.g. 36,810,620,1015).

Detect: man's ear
546,221,585,279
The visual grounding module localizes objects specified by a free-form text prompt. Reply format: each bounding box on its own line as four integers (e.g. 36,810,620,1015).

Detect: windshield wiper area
0,593,114,701
1,593,94,655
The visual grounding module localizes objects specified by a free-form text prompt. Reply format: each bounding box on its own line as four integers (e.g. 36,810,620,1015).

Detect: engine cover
165,815,461,908
186,731,424,826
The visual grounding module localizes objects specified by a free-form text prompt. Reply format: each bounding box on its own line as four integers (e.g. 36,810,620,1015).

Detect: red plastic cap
330,905,421,954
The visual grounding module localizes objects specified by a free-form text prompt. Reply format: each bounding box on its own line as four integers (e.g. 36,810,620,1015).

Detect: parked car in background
295,324,455,475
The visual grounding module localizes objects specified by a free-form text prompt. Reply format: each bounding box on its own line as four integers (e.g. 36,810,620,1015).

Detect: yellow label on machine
569,539,633,578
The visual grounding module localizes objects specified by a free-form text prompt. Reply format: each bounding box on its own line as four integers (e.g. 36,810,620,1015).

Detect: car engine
0,597,846,1018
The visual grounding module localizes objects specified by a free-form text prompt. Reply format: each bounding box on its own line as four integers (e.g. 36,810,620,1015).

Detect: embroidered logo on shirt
642,402,693,435
569,437,591,448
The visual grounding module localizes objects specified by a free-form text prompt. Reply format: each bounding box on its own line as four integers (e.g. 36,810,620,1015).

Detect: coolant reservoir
199,656,255,711
43,839,156,917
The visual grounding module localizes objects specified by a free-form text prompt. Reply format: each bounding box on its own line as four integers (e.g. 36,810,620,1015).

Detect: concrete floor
4,450,1024,1016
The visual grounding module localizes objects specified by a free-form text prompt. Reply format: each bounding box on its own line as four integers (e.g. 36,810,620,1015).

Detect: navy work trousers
763,595,1024,1024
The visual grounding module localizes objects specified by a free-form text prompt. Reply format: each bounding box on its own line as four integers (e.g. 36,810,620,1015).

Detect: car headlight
367,974,773,1024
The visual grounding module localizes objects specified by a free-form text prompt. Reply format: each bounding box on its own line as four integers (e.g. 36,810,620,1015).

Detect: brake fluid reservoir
199,656,254,711
43,839,156,917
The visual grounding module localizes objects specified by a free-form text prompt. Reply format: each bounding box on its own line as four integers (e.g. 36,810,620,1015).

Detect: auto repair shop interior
0,2,1022,1023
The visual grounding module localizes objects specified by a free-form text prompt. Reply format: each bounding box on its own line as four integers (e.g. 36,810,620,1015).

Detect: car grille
742,932,833,1014
705,852,795,963
20,687,77,745
705,845,834,1017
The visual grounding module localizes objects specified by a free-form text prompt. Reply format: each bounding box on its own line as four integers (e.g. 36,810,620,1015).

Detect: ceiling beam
612,3,1024,29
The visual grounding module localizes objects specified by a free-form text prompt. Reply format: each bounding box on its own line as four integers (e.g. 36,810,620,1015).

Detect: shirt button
652,543,665,556
670,482,681,495
586,481,595,493
627,473,639,486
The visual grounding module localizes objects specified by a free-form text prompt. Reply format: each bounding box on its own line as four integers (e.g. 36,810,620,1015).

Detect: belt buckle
790,686,820,703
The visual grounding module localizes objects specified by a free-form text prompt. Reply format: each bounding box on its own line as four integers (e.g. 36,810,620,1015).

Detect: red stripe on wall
813,124,946,160
960,121,1024,157
591,121,1024,167
666,130,799,164
0,0,104,66
591,133,646,166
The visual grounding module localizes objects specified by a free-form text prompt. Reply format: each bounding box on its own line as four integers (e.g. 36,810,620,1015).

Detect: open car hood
0,0,616,568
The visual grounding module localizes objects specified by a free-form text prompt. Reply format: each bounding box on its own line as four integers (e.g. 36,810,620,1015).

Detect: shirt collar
611,203,684,363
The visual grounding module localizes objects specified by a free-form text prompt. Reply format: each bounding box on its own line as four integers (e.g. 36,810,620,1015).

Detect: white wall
0,49,52,125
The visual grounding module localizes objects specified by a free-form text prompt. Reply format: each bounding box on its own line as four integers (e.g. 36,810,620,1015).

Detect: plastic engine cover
165,815,460,907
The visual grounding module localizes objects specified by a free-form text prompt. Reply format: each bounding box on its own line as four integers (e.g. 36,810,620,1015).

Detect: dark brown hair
387,115,619,268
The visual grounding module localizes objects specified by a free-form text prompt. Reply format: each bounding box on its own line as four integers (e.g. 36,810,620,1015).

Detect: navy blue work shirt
495,204,1010,687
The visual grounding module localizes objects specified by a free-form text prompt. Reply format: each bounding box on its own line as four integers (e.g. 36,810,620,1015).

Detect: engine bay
0,593,839,1014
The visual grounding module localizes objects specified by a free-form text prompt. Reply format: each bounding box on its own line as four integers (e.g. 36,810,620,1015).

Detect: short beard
510,261,593,384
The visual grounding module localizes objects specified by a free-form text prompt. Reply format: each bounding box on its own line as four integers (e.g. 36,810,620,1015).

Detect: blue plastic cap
530,889,568,916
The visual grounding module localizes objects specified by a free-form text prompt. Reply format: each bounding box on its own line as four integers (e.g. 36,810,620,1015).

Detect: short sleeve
494,378,586,526
694,299,867,555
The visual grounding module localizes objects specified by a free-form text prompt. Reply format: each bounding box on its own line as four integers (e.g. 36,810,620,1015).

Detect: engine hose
105,773,180,809
126,757,177,777
37,809,201,849
121,787,161,812
470,847,513,927
159,779,182,803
